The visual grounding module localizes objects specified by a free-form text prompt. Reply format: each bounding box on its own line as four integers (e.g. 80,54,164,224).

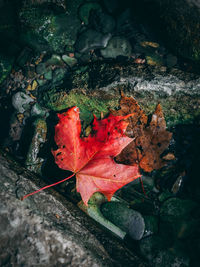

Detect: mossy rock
41,88,119,125
19,4,81,53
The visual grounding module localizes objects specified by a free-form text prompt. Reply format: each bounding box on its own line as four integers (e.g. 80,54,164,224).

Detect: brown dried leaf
111,93,172,172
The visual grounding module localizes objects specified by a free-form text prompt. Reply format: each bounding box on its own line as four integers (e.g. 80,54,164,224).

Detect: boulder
0,152,146,266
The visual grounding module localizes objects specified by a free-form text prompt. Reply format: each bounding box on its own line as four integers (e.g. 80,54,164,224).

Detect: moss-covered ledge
41,63,200,127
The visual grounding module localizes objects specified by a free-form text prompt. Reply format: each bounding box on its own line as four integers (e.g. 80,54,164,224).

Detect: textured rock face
0,153,146,267
0,156,104,266
41,63,200,127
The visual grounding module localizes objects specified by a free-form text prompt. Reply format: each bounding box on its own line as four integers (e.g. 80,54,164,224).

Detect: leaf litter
22,93,172,204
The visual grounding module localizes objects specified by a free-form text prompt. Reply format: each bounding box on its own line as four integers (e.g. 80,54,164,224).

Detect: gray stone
12,92,34,113
0,153,147,267
25,119,47,174
62,55,77,67
46,54,64,66
36,63,48,75
75,29,111,53
52,68,67,84
31,103,48,117
101,202,145,240
37,78,47,86
100,36,132,58
44,69,53,80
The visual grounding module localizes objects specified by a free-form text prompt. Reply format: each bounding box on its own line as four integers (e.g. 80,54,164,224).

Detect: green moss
133,94,200,127
19,6,81,53
42,90,118,125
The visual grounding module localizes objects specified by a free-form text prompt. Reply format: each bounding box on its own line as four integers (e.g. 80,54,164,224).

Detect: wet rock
45,54,64,67
84,193,127,240
31,103,48,117
75,29,111,54
62,54,77,67
44,69,53,80
78,2,102,24
19,3,81,53
12,92,34,113
9,113,24,142
160,197,197,223
75,52,92,63
25,118,47,174
0,54,14,85
52,68,67,84
37,78,47,86
100,36,132,59
36,63,49,75
152,249,190,267
41,87,114,123
0,153,147,267
89,9,116,34
101,202,145,240
62,61,200,127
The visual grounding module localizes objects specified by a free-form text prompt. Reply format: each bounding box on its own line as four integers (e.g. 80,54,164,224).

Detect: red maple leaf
52,107,140,205
22,107,140,205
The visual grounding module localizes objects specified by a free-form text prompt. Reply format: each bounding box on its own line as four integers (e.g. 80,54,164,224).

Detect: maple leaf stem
139,176,147,196
21,173,75,200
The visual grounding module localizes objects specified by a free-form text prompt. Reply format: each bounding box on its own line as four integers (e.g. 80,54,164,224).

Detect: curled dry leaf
111,93,172,172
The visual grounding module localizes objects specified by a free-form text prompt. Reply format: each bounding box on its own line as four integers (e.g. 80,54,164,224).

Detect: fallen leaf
69,53,75,58
52,107,140,205
17,113,24,123
140,41,159,48
162,153,175,161
134,58,146,64
111,93,172,172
